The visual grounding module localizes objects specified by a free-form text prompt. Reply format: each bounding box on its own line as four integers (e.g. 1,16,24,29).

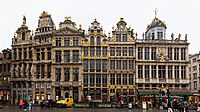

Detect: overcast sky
0,0,199,54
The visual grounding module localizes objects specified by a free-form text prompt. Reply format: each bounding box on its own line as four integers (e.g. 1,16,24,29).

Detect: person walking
28,100,32,111
23,100,28,111
19,99,23,110
167,99,173,112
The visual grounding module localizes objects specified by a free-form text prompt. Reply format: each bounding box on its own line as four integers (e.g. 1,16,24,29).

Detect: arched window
22,32,25,40
90,36,94,45
96,36,101,45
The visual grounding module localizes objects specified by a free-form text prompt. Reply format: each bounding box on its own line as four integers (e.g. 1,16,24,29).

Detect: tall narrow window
102,74,107,85
129,74,133,85
22,32,25,40
122,34,127,42
122,47,127,56
168,48,172,60
47,65,51,78
123,60,127,69
56,38,61,46
145,47,149,60
129,60,134,70
96,36,101,45
64,50,70,63
73,50,79,62
90,47,94,56
129,47,133,56
96,74,101,87
47,48,51,60
90,74,94,87
116,60,121,69
41,48,45,60
145,65,149,78
55,68,61,81
181,48,186,60
117,74,121,85
168,65,172,79
18,48,22,60
174,65,179,79
123,74,127,85
174,48,179,60
158,65,166,78
116,34,121,42
96,47,101,56
73,68,79,81
90,36,94,45
96,59,101,72
73,37,78,46
84,47,88,56
64,37,70,46
110,60,115,69
102,59,107,72
90,60,95,72
151,47,156,60
55,50,61,62
110,74,115,85
41,65,45,78
110,47,115,56
64,68,70,81
181,66,186,79
83,59,88,72
23,48,27,60
116,47,121,56
103,47,107,56
138,47,143,60
138,65,143,78
83,75,88,87
151,65,156,78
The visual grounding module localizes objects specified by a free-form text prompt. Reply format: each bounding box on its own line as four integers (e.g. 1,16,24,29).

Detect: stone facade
0,49,12,103
189,53,200,102
136,17,190,98
9,11,190,104
11,16,33,104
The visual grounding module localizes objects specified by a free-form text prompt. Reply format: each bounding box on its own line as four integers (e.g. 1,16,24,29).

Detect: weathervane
154,8,158,18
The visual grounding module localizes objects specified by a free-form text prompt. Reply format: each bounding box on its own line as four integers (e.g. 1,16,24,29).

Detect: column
156,65,158,78
149,47,152,60
70,67,72,81
16,48,19,60
149,65,152,79
172,47,174,61
179,47,181,61
142,65,145,79
166,65,168,79
61,50,64,63
142,47,144,60
61,67,64,81
45,48,47,61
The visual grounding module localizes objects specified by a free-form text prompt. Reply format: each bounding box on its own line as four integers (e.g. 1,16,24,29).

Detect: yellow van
56,98,74,108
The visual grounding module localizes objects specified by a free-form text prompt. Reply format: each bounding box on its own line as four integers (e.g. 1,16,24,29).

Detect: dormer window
157,32,163,39
152,33,154,40
116,34,121,42
22,32,25,40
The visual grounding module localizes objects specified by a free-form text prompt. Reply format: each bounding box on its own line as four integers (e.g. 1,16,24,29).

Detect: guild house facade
9,11,189,104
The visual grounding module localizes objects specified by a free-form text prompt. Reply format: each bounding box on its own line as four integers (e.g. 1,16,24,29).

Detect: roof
146,17,167,32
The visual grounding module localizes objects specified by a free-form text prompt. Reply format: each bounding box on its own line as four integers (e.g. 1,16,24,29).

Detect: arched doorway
65,92,69,98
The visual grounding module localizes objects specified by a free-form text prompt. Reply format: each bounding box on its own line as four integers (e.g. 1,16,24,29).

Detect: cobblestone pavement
0,105,197,112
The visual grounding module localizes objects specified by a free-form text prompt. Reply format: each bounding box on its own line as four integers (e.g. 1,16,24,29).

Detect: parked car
43,99,56,108
56,98,74,108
